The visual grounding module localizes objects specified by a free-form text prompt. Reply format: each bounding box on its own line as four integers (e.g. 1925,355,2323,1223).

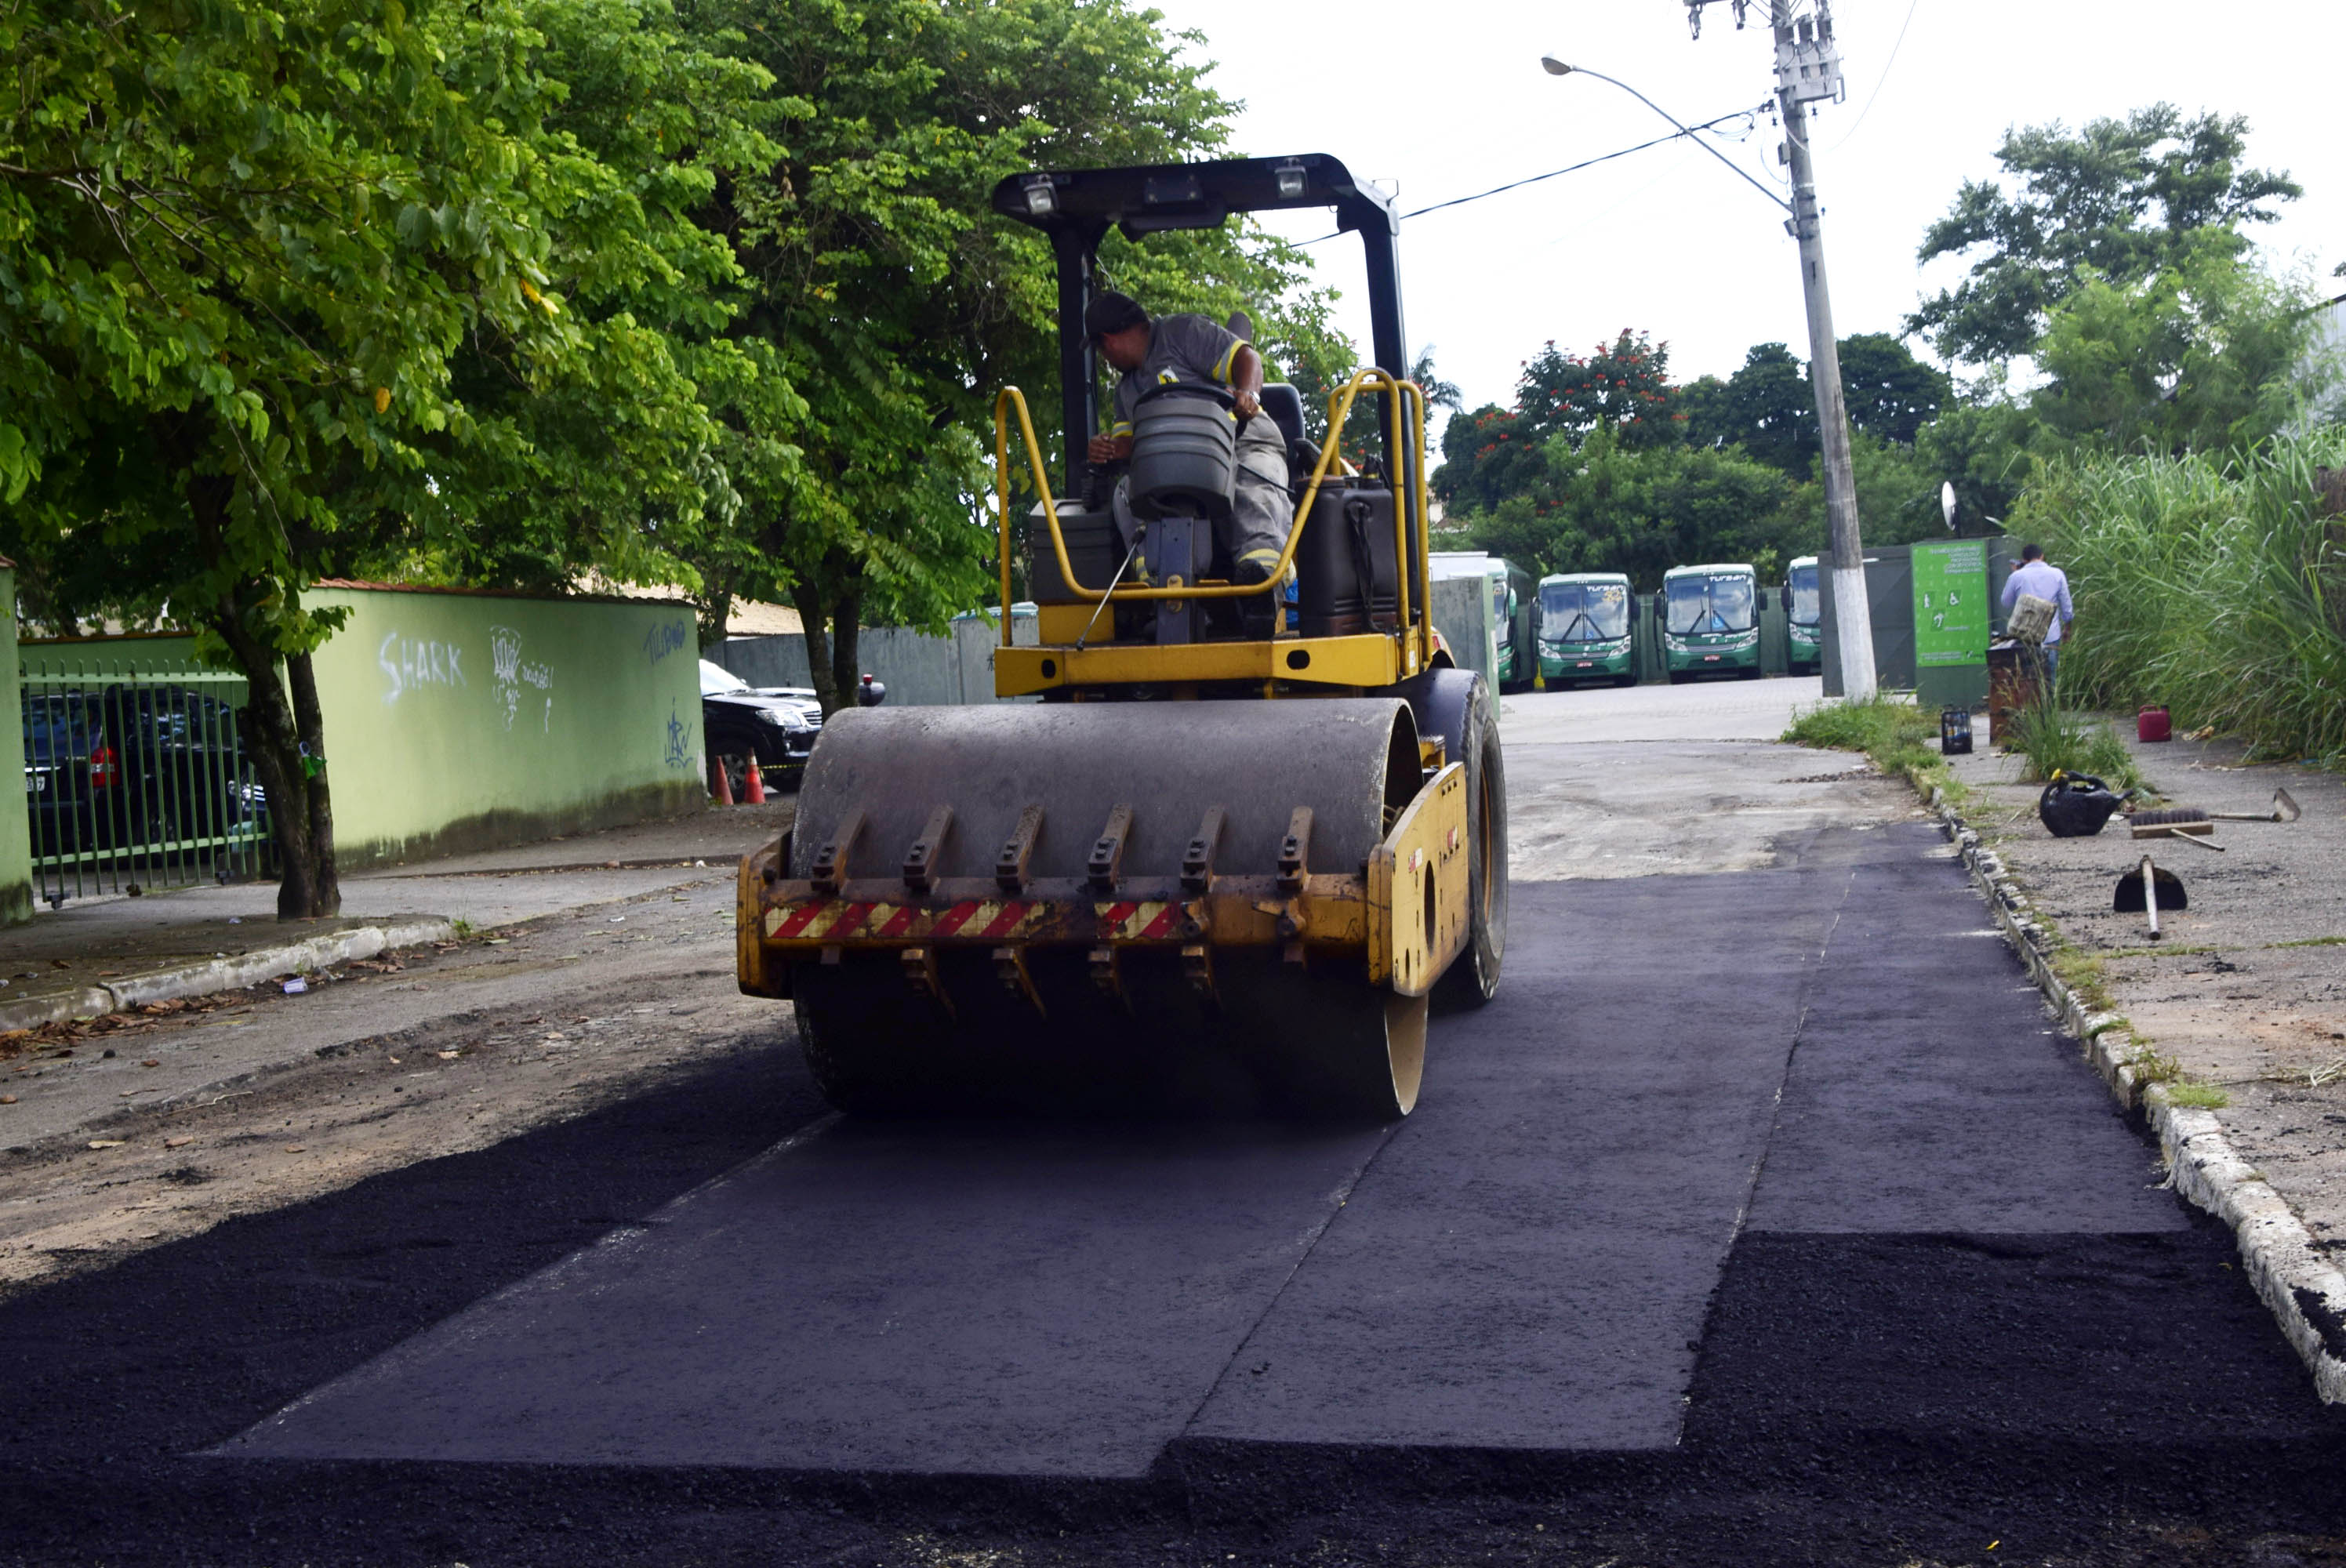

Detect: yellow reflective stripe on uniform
1110,421,1133,436
1214,339,1247,383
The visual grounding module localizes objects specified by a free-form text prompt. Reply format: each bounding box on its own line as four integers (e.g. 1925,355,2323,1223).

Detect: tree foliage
1466,426,1807,590
1907,104,2300,365
2,0,1357,913
2031,241,2338,456
1,0,759,913
682,0,1351,708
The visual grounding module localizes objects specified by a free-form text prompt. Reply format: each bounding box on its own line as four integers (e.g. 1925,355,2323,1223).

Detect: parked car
23,684,260,858
700,659,821,790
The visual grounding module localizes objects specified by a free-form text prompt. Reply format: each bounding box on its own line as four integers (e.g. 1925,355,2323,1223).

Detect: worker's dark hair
2020,543,2044,561
1083,290,1149,341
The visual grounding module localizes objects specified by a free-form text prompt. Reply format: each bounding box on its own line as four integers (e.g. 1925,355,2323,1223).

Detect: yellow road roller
735,154,1507,1119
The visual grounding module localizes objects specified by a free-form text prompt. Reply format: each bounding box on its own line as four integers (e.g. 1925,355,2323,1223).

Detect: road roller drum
739,699,1469,1118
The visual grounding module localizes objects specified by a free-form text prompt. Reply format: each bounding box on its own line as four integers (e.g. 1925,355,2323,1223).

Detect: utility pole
1688,0,1876,699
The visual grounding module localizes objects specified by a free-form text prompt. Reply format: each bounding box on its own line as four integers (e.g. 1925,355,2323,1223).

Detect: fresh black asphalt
5,820,2341,1565
227,824,2188,1475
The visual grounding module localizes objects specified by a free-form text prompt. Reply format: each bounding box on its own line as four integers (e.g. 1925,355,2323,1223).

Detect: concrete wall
714,611,1041,707
307,586,705,866
0,567,31,926
20,633,204,677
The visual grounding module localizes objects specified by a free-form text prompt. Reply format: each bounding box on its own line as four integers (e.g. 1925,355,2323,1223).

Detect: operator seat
1256,382,1315,480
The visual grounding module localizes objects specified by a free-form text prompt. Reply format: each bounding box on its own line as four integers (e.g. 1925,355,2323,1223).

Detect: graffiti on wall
379,633,468,704
490,625,555,731
643,619,690,664
665,701,695,771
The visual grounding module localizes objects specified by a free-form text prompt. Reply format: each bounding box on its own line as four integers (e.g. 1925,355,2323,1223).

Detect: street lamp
1541,49,1878,700
1538,59,1791,216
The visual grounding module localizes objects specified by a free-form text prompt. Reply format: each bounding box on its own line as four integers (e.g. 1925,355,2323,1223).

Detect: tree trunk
169,419,339,919
830,586,861,710
285,648,341,915
212,595,340,920
790,579,841,716
695,582,734,650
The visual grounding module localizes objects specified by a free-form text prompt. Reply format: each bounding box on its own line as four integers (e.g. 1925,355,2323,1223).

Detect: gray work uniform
1108,314,1292,580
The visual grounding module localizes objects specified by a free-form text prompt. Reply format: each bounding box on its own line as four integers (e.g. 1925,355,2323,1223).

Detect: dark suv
699,659,820,791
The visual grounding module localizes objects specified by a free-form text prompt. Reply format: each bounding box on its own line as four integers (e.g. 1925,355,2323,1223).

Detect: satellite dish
1940,481,1958,534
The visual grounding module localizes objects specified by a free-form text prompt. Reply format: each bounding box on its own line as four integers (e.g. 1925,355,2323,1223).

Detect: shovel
2113,855,2186,938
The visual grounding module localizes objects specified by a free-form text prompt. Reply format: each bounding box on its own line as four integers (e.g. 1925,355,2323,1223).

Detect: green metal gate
20,658,272,905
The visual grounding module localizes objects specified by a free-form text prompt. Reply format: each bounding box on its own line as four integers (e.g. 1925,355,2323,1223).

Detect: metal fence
20,658,272,905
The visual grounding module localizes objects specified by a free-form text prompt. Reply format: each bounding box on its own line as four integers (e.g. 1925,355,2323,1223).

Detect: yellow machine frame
737,366,1472,1007
990,369,1439,698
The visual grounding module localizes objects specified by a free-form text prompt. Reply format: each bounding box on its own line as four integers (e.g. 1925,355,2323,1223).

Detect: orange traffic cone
742,753,768,804
710,753,735,805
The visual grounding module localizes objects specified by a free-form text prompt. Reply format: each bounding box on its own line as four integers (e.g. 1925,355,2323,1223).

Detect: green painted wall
306,587,704,867
0,568,31,925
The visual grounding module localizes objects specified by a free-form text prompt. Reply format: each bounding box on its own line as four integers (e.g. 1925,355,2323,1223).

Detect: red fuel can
2138,706,2172,742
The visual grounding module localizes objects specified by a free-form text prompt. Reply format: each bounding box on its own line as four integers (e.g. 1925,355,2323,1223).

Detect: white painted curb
0,920,458,1035
1932,797,2346,1404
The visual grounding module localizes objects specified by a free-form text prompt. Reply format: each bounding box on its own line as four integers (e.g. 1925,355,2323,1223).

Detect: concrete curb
0,920,459,1036
1926,786,2346,1405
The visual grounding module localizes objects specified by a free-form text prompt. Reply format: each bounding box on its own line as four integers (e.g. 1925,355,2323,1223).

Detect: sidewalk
1941,725,2345,1396
0,800,793,1032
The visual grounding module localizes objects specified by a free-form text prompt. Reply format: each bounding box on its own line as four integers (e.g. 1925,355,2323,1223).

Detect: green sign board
1912,540,1990,667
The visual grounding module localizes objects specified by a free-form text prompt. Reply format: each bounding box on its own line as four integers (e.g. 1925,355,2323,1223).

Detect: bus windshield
1665,574,1756,635
1539,582,1629,643
1789,564,1820,627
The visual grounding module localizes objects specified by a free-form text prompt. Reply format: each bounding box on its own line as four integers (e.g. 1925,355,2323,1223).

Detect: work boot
1236,554,1282,641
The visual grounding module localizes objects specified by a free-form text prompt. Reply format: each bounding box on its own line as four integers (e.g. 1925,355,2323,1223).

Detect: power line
1290,106,1768,245
1824,0,1923,152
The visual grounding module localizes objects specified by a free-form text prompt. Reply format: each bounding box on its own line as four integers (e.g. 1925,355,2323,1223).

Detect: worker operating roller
1083,290,1292,635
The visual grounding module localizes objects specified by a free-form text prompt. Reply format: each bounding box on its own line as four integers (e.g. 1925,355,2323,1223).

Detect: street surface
4,677,2343,1566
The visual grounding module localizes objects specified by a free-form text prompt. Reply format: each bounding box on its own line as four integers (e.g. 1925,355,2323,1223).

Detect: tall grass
2001,701,2146,789
2016,428,2346,764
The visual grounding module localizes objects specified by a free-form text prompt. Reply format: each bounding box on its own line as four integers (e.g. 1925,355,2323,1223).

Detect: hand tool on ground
2113,856,2186,938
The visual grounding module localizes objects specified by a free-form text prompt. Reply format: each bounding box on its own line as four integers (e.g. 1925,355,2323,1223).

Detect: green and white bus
1536,572,1637,687
1661,562,1762,682
1783,555,1821,674
1428,551,1536,692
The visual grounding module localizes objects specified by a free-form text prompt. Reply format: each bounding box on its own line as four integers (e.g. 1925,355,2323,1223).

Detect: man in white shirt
1999,543,2075,693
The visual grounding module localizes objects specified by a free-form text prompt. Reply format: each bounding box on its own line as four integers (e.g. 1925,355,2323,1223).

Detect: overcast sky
1142,0,2344,419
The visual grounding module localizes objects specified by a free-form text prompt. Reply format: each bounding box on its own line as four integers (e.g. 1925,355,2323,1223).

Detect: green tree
1837,332,1951,446
692,0,1350,710
1687,336,1945,474
1,0,757,915
1783,431,1945,547
1907,105,2300,365
2030,241,2338,455
1434,331,1681,514
1466,426,1810,588
1684,343,1812,474
1513,331,1681,448
1915,394,2040,532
